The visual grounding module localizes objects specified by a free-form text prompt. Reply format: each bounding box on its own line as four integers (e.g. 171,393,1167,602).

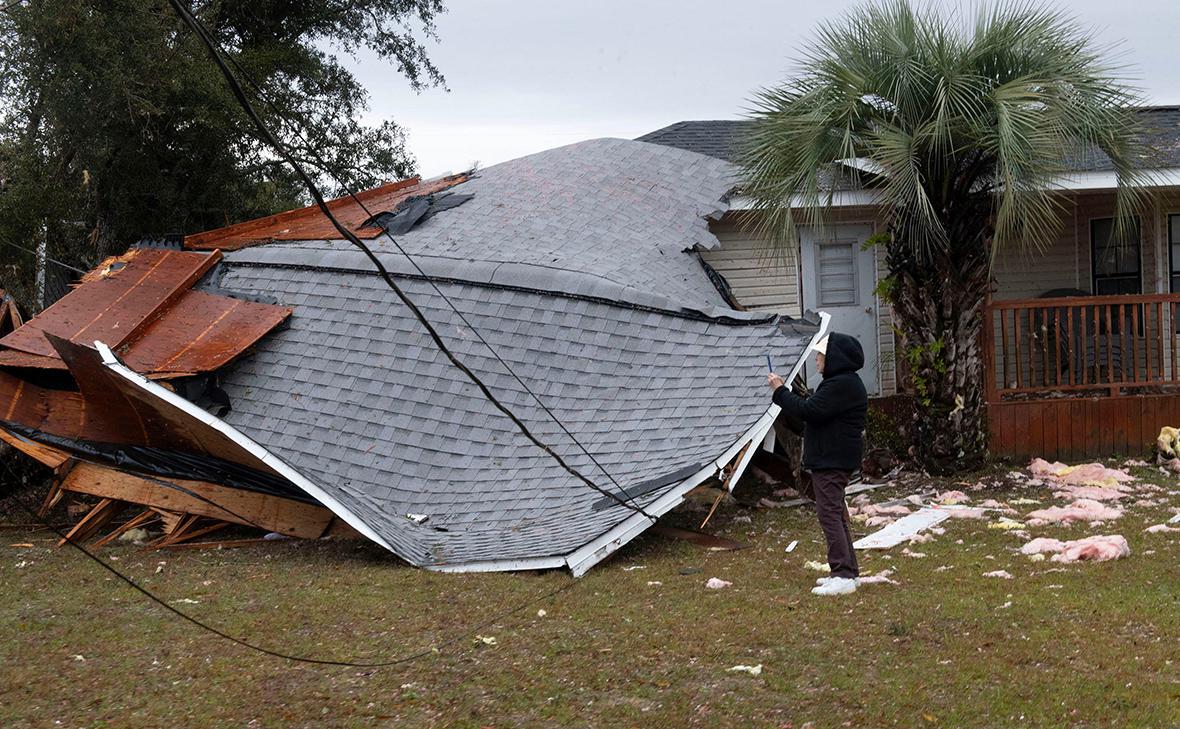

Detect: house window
817,239,858,306
1091,217,1141,295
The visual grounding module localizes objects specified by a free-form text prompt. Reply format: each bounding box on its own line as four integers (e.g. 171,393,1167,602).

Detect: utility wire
0,238,90,275
217,39,651,511
211,30,646,516
1,456,577,667
167,0,657,521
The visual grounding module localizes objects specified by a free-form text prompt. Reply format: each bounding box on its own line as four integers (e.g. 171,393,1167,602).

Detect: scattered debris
853,508,952,549
118,528,150,544
170,598,200,605
803,560,830,572
935,490,971,505
858,569,897,585
1028,459,1135,488
901,548,927,558
982,570,1013,579
785,540,798,553
726,664,763,676
705,577,732,589
536,609,547,617
1145,524,1180,533
475,635,498,646
622,565,646,572
1020,535,1130,563
988,518,1025,531
9,543,33,548
1025,499,1123,526
646,581,662,586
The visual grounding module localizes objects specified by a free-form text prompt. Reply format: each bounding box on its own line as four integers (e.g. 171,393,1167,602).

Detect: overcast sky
346,0,1180,178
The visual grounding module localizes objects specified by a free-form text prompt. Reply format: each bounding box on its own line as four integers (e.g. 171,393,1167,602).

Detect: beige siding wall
705,211,900,396
701,221,802,316
992,190,1180,300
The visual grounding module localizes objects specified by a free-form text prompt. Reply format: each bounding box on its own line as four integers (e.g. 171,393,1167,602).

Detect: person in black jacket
767,332,868,596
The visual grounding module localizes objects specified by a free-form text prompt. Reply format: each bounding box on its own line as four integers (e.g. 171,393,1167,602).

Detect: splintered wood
47,461,359,550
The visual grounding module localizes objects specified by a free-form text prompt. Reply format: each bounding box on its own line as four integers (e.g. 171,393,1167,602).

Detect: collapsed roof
0,138,818,574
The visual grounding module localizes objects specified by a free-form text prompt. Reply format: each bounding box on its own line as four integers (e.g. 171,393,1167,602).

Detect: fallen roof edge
427,405,781,576
91,340,399,556
218,244,780,324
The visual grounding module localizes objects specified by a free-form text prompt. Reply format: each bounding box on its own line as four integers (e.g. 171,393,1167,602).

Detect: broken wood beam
92,509,157,549
60,461,336,539
57,498,125,547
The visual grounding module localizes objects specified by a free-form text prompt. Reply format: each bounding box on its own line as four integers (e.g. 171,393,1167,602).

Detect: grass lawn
2,462,1180,728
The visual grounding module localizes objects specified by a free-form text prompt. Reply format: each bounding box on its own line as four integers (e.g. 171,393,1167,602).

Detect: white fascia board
562,407,781,578
727,191,881,210
426,555,567,574
92,341,398,555
726,169,1180,211
1049,168,1180,191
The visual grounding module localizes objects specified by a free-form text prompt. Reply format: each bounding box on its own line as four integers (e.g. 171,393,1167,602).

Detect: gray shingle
191,138,816,572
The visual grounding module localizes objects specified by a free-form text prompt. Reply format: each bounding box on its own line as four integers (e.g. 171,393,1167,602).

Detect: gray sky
346,0,1180,178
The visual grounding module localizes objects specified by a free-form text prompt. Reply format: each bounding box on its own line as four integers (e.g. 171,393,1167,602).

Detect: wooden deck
984,293,1180,459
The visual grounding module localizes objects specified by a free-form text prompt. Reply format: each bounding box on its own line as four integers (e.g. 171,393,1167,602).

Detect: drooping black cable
1,456,578,667
212,36,644,513
166,0,656,521
0,238,89,275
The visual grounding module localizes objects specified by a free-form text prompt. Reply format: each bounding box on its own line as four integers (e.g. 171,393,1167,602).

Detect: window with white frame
817,238,858,306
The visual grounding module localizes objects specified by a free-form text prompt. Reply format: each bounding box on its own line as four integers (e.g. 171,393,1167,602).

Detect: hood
822,332,864,378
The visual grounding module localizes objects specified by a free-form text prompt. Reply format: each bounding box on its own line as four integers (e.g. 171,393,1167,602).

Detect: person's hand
767,372,785,389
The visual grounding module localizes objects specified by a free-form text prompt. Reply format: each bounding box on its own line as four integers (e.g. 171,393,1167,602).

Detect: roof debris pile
0,138,817,574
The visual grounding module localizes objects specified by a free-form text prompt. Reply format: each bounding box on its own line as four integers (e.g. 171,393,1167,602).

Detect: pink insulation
1028,459,1134,487
935,490,971,505
1051,535,1130,563
1019,535,1130,563
1025,499,1123,526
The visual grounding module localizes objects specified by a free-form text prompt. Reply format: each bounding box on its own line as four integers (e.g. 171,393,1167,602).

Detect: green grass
3,464,1180,727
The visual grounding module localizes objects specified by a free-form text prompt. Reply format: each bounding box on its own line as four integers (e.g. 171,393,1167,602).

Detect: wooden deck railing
985,292,1180,400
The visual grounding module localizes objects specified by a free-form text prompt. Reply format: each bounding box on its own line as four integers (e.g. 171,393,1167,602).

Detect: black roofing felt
638,107,1180,172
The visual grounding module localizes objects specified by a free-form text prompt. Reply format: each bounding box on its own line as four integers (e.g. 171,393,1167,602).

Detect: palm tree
739,0,1153,473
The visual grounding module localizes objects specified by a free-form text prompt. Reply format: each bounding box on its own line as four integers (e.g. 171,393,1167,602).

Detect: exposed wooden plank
0,427,72,469
58,498,124,546
59,462,334,539
92,509,157,549
0,249,221,359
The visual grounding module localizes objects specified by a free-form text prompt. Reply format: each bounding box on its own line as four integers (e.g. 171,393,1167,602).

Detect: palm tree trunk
886,236,991,474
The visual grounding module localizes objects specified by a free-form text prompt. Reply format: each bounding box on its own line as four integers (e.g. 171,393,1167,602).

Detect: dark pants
811,469,859,579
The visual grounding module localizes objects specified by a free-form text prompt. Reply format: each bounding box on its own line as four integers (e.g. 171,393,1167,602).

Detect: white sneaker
816,576,859,586
811,577,858,596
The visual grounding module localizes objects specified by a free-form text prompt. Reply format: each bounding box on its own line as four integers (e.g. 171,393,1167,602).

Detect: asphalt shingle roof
639,107,1180,172
189,138,816,572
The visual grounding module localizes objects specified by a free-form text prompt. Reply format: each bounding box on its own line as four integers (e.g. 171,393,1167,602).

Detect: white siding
701,222,802,316
705,214,900,396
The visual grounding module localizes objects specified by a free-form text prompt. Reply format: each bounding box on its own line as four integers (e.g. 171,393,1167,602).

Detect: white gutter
92,340,397,555
726,168,1180,211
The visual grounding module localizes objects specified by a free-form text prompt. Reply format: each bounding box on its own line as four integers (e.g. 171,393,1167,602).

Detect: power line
167,0,657,522
211,26,647,517
0,238,90,275
2,456,577,667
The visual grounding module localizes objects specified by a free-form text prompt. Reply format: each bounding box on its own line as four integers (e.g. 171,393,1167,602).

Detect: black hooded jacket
772,332,868,472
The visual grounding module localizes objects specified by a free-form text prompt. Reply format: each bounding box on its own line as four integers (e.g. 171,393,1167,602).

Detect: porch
985,292,1180,459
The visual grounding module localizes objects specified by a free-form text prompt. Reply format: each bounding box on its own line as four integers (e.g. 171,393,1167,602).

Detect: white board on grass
853,508,953,550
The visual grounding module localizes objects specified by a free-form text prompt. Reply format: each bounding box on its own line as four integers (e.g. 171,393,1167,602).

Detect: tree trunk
886,234,991,474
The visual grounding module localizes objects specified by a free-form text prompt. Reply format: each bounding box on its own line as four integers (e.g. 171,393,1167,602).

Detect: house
0,138,819,574
639,108,1180,459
